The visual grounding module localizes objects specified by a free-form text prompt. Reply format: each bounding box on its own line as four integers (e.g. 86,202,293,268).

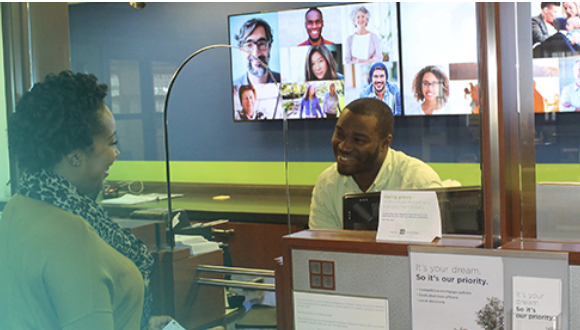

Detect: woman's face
421,72,440,102
308,86,316,98
330,83,336,94
565,2,578,18
311,51,328,80
355,10,368,28
74,106,120,196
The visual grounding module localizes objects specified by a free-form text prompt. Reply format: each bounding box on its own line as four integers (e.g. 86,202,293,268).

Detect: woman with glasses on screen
410,65,450,115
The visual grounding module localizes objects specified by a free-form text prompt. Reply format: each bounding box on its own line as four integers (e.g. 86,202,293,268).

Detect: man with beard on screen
359,62,402,116
234,18,281,86
308,98,442,230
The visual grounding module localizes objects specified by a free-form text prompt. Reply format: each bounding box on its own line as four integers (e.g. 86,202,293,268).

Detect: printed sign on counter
293,291,389,330
512,276,562,330
376,191,442,242
410,251,504,330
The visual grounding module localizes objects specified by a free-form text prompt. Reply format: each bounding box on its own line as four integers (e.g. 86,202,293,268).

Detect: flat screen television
343,186,483,235
227,2,479,122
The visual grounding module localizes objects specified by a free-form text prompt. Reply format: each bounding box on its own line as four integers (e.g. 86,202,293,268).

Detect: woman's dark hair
412,65,450,104
8,70,108,172
305,45,339,81
303,84,317,101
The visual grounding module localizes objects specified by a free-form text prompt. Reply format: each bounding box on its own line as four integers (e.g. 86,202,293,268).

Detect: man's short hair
238,84,256,102
541,2,561,9
344,98,394,139
305,7,323,20
368,62,388,84
235,18,274,47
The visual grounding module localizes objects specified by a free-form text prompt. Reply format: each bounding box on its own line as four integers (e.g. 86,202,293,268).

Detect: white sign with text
512,276,562,330
376,191,442,242
293,291,389,330
410,251,504,330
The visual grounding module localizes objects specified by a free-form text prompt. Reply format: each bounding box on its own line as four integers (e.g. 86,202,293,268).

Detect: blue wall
69,2,481,163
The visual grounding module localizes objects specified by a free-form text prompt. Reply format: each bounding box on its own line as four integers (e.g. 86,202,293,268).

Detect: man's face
241,90,256,114
543,4,559,24
241,25,270,78
331,109,390,179
371,69,387,93
305,10,324,43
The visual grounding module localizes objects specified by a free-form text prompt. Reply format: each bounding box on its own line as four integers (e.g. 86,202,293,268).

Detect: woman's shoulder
3,194,95,239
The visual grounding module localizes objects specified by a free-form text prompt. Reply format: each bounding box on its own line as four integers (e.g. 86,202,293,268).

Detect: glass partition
528,1,580,241
283,2,483,235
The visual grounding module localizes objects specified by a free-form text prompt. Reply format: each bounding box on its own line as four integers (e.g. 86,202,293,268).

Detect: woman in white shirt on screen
408,65,450,116
344,6,383,64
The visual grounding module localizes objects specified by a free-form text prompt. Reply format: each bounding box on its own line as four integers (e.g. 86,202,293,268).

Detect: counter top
100,182,312,225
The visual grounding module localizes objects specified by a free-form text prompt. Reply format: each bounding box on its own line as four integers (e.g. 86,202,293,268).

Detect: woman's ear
66,151,83,168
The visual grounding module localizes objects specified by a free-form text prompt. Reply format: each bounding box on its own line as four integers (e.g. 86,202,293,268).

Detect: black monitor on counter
343,186,482,235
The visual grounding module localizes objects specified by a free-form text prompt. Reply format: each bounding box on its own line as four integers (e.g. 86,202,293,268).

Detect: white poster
293,291,388,330
376,191,442,242
512,276,562,330
410,252,504,330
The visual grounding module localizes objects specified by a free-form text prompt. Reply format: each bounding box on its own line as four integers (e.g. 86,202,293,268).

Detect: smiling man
234,18,281,86
298,7,334,46
359,62,401,116
308,98,442,230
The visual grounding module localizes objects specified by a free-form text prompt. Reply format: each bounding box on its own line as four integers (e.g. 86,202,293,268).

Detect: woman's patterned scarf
18,169,154,330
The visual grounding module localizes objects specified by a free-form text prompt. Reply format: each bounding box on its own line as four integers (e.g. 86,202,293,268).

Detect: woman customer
411,65,450,115
299,84,324,118
344,5,383,64
0,71,170,330
305,45,343,81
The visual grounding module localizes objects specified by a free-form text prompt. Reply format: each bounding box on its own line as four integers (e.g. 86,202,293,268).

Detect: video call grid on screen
228,2,479,122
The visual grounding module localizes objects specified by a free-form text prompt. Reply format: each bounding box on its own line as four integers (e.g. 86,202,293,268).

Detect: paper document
162,320,186,330
174,235,220,255
376,190,442,242
100,193,185,205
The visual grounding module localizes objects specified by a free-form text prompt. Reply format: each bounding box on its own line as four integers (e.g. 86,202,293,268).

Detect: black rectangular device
343,186,483,235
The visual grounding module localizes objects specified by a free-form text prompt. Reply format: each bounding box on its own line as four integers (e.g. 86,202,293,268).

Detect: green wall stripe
107,161,580,186
108,161,483,186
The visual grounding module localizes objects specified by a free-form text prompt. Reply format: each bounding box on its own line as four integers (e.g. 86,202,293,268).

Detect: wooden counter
502,238,580,265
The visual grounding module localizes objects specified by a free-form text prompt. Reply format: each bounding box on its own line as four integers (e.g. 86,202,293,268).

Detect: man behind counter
309,98,443,229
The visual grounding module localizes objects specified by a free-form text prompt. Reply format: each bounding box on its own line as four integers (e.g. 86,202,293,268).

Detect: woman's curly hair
8,71,108,172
